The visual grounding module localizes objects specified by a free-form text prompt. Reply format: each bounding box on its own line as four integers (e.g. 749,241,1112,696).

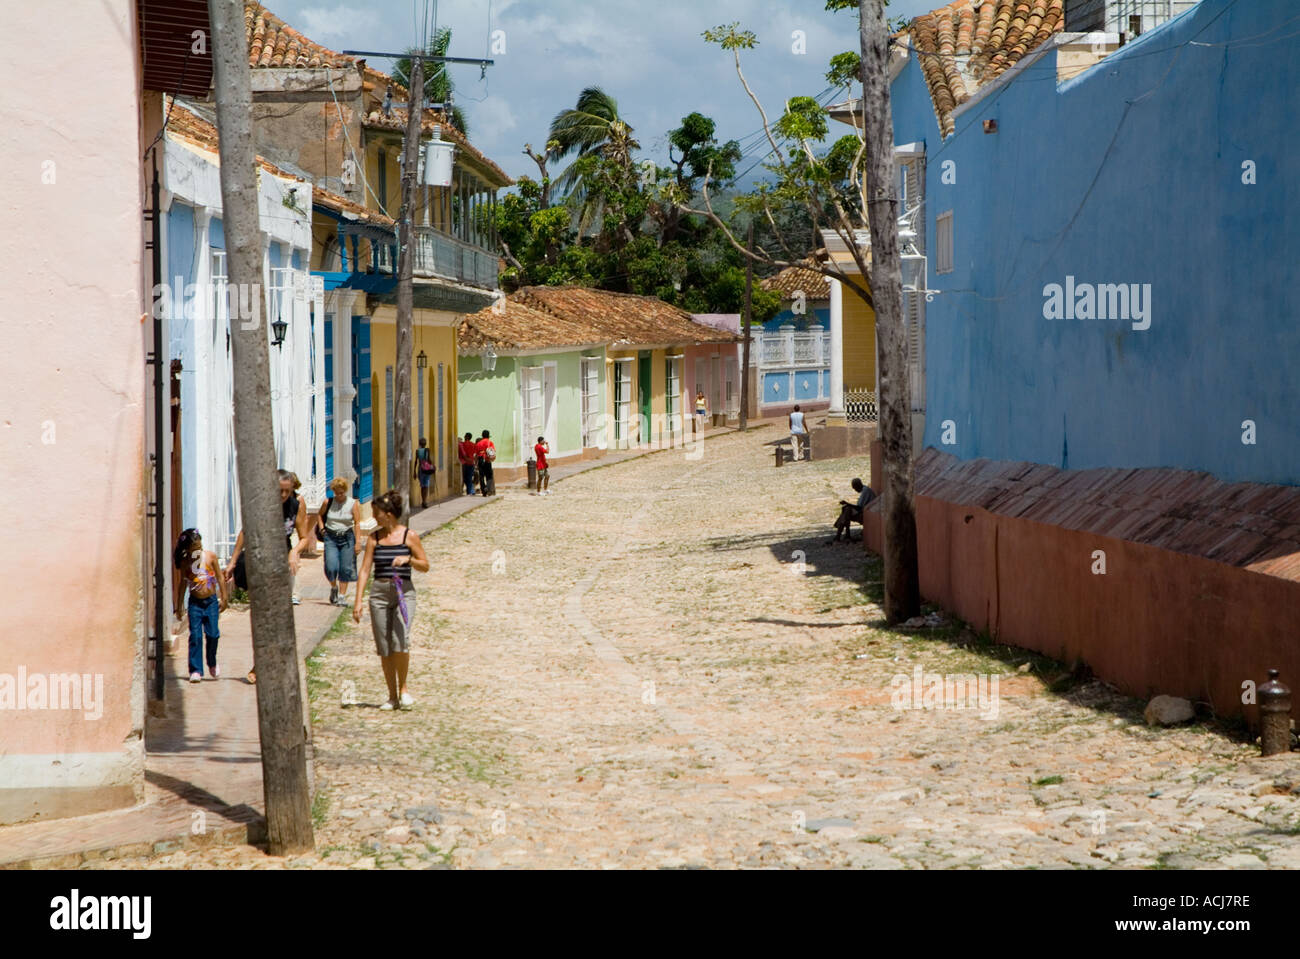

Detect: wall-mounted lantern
416,349,428,371
483,344,497,372
271,316,288,349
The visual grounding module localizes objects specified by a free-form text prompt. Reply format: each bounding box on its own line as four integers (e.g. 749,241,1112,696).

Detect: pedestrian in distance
695,389,708,433
534,435,551,495
458,432,478,496
829,477,876,543
353,489,430,710
173,528,229,683
789,404,808,461
475,429,496,496
315,476,361,606
415,437,435,509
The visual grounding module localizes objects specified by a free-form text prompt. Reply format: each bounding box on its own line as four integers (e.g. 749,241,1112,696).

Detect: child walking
173,529,229,684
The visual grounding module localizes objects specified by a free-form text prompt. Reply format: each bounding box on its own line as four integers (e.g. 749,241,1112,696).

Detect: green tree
547,87,639,202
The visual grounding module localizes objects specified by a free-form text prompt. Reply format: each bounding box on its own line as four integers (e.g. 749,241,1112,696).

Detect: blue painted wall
898,0,1299,485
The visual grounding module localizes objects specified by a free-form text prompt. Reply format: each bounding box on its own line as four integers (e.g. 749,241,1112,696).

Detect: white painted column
828,276,846,423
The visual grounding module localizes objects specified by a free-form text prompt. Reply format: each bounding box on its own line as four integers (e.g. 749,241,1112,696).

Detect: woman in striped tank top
353,490,430,710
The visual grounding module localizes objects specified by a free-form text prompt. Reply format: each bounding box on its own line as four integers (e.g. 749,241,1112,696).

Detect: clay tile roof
911,448,1300,582
244,2,353,69
462,287,741,353
908,0,1065,137
311,185,395,228
761,264,831,300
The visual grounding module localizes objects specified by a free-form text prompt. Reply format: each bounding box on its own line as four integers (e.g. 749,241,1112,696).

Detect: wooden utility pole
859,0,920,622
739,220,754,431
394,56,424,514
207,0,314,855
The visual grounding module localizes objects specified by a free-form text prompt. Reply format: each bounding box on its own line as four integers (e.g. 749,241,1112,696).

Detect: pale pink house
685,315,742,427
0,0,212,825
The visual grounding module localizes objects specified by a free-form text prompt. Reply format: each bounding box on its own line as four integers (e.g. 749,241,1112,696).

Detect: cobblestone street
106,428,1300,869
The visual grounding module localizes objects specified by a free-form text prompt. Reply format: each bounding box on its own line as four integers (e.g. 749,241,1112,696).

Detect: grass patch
1032,775,1064,787
311,787,330,828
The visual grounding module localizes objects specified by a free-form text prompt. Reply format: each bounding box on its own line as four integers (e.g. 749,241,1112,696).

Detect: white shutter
906,290,925,413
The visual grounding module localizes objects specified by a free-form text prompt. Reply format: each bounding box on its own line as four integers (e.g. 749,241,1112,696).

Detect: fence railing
845,388,878,422
413,226,500,290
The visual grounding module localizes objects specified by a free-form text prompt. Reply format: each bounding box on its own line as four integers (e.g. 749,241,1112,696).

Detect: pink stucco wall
685,316,742,422
0,0,146,822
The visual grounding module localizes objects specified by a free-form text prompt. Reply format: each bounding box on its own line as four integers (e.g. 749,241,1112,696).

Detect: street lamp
483,344,497,372
416,349,428,371
271,317,288,349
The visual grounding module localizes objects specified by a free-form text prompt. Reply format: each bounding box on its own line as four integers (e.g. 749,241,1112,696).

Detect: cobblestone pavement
102,428,1300,869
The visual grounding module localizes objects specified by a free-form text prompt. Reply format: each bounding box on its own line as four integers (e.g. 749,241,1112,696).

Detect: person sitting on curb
829,477,876,543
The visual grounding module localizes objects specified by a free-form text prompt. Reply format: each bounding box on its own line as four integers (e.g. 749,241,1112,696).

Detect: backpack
486,444,496,462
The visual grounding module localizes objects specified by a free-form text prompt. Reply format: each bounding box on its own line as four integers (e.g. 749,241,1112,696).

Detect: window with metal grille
936,210,954,274
521,366,543,452
580,357,601,447
665,355,682,440
614,359,633,449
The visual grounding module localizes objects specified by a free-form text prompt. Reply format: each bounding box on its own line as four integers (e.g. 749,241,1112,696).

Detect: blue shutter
352,315,373,502
324,314,334,482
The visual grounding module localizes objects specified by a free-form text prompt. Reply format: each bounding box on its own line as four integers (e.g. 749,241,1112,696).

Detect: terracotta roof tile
908,0,1065,137
462,287,741,353
760,265,831,300
244,2,352,69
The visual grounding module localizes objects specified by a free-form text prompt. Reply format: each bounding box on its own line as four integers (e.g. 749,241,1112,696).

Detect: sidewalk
0,422,766,868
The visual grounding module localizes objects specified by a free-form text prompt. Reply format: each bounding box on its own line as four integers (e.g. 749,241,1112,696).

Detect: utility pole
208,0,314,855
394,55,423,514
739,220,754,431
341,49,493,518
859,0,920,622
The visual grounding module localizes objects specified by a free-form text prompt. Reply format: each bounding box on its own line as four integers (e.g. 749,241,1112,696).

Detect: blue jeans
187,594,220,676
323,529,357,583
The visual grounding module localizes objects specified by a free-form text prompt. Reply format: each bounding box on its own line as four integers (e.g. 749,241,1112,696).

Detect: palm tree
394,27,469,135
547,87,638,197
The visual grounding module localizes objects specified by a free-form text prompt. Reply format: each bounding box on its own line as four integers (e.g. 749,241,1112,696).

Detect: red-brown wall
864,442,1300,723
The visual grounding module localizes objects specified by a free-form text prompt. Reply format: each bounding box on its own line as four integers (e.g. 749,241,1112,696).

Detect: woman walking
415,437,435,509
173,529,229,683
353,490,430,710
316,477,361,606
695,389,708,433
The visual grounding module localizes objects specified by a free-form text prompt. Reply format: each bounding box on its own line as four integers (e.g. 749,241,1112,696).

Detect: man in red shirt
533,435,551,496
474,429,496,495
458,432,478,496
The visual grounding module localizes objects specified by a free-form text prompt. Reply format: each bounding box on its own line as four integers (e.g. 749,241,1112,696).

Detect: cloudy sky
268,0,939,186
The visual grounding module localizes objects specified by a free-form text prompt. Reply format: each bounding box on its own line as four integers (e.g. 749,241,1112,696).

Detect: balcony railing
413,226,499,290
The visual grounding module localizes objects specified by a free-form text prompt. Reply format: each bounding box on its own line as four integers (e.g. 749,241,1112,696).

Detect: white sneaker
399,692,415,708
189,672,202,684
380,700,396,711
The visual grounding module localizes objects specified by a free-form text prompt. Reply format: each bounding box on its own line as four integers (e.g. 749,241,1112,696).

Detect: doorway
637,351,652,447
